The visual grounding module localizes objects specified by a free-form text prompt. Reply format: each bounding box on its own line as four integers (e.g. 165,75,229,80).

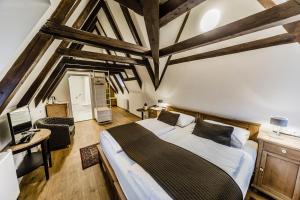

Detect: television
0,114,12,151
7,106,33,144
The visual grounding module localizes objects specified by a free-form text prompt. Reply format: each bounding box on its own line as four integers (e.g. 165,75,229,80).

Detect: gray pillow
192,120,234,147
157,110,180,126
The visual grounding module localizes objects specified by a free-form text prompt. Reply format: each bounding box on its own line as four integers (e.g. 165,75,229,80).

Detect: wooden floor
19,107,267,200
19,107,139,200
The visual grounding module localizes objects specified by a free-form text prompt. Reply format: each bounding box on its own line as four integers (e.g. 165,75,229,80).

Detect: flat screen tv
7,106,33,144
0,114,12,151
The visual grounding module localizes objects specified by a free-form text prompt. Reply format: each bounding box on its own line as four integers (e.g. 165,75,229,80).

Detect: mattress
100,122,257,200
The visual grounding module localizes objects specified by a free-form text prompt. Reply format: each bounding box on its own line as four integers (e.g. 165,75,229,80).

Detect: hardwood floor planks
19,107,139,200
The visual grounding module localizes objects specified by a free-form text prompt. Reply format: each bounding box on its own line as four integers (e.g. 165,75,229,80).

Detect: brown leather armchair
35,117,75,150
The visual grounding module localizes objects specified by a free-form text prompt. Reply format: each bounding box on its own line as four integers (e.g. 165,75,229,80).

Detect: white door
68,76,93,122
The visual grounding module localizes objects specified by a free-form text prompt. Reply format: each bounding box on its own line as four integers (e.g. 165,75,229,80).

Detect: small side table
9,129,52,180
136,108,149,120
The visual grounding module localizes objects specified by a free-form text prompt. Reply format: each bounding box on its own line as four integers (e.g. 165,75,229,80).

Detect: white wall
138,0,300,134
0,0,50,75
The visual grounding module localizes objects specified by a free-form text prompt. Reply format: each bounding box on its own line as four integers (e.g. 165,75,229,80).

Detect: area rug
80,143,99,170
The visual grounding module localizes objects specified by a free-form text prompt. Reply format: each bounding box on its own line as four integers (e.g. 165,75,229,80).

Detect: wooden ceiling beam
18,0,101,107
57,48,146,65
41,21,150,58
109,76,119,93
0,0,81,113
102,2,145,88
119,73,129,93
169,32,299,65
106,77,118,94
112,74,124,94
159,0,205,27
112,0,143,15
35,60,66,106
142,0,160,88
160,0,300,57
121,6,153,88
258,0,300,43
65,58,133,69
158,11,190,88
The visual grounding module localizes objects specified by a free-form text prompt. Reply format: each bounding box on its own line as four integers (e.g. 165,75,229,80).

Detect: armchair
35,117,75,150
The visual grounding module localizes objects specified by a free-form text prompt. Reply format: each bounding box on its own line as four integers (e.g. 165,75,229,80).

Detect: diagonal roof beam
112,0,143,15
0,0,81,113
158,11,190,88
258,0,300,43
169,32,300,65
57,48,146,65
159,0,206,27
41,21,150,58
142,0,160,88
160,0,300,57
101,1,145,89
18,0,101,107
119,73,129,93
112,74,124,94
120,6,152,88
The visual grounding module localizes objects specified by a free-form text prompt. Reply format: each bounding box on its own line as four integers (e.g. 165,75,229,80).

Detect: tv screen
8,106,32,135
0,114,12,151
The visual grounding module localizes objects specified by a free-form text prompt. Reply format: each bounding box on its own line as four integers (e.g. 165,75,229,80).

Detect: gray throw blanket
107,122,243,200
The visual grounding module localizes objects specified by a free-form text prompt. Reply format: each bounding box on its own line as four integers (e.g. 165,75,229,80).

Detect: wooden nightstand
252,132,300,200
149,107,163,118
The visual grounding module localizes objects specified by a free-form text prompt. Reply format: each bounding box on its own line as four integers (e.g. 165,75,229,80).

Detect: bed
98,106,261,200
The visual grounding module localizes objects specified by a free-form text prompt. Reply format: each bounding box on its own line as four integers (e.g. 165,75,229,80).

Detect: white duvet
100,121,257,199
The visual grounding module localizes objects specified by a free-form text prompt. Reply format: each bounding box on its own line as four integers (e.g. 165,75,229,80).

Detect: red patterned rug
80,143,99,170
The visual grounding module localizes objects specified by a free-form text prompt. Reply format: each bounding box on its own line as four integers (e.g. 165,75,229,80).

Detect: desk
9,129,52,180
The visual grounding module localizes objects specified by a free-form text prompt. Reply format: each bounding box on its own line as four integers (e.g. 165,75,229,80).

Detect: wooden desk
9,129,52,180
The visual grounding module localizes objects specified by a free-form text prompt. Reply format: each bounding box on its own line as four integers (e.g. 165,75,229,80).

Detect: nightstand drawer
264,142,300,161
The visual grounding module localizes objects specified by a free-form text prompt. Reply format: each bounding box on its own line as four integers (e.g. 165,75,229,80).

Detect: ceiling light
200,9,221,32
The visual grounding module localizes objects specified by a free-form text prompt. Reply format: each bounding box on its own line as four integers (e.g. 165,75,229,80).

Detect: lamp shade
270,117,288,127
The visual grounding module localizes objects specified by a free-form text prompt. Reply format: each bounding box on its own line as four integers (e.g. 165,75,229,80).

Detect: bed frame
97,106,261,200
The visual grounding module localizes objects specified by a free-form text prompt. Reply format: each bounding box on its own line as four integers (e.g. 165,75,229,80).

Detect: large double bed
98,107,261,200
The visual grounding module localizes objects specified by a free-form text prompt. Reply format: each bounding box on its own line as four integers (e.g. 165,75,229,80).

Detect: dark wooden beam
41,21,150,58
123,77,136,81
65,65,125,72
112,74,124,94
57,48,146,65
159,11,190,88
142,0,160,88
120,6,153,88
159,0,205,27
43,65,125,102
65,58,133,69
119,73,129,93
0,0,81,113
169,32,299,65
258,0,300,43
112,0,143,15
160,0,300,57
106,77,118,94
34,61,66,106
102,2,146,88
131,67,142,88
18,0,100,107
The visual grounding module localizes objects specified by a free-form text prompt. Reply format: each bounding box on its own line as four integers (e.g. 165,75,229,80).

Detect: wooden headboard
167,106,261,140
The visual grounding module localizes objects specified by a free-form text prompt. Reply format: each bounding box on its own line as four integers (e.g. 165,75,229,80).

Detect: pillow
192,120,234,146
204,120,250,148
157,110,180,126
171,111,195,127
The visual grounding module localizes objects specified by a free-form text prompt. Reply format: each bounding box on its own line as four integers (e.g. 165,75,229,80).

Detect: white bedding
100,122,257,200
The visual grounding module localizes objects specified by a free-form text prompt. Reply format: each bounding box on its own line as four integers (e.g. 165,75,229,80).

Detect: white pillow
171,111,195,127
204,120,250,148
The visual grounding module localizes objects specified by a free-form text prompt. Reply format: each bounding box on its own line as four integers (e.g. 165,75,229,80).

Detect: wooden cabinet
252,132,300,200
46,103,69,117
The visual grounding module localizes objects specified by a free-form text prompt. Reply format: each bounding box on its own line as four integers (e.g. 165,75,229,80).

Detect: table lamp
270,117,288,136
